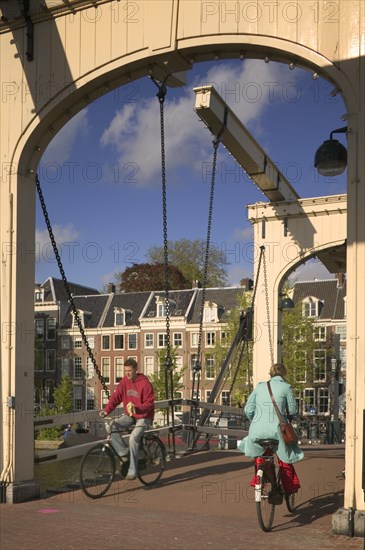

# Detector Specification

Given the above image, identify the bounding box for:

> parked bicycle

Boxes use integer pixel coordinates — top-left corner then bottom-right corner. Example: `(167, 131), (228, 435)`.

(254, 439), (296, 532)
(79, 417), (166, 499)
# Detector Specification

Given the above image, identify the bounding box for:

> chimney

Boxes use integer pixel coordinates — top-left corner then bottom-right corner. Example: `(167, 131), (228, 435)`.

(107, 283), (116, 294)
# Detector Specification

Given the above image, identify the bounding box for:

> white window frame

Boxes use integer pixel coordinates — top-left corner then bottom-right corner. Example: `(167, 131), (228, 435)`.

(61, 336), (70, 349)
(205, 354), (215, 379)
(335, 325), (347, 341)
(303, 388), (316, 415)
(318, 387), (329, 415)
(128, 333), (137, 350)
(102, 334), (110, 350)
(74, 356), (83, 379)
(114, 334), (125, 350)
(86, 387), (95, 410)
(115, 357), (124, 383)
(144, 333), (154, 348)
(73, 386), (82, 411)
(35, 318), (44, 336)
(101, 357), (110, 384)
(294, 350), (307, 383)
(86, 357), (94, 380)
(114, 308), (125, 327)
(46, 318), (56, 341)
(313, 326), (326, 341)
(190, 332), (199, 347)
(313, 349), (327, 382)
(206, 332), (216, 347)
(157, 333), (167, 348)
(144, 356), (154, 377)
(46, 349), (56, 372)
(221, 391), (231, 406)
(74, 336), (82, 349)
(173, 332), (183, 348)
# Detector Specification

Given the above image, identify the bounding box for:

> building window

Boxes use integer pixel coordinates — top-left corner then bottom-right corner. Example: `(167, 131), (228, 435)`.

(46, 318), (56, 341)
(173, 333), (183, 347)
(174, 391), (182, 412)
(206, 390), (212, 402)
(86, 387), (95, 410)
(206, 332), (216, 347)
(318, 388), (329, 414)
(203, 303), (218, 323)
(294, 351), (307, 382)
(221, 391), (231, 406)
(86, 358), (94, 379)
(74, 357), (83, 379)
(190, 354), (198, 378)
(158, 333), (167, 348)
(35, 318), (44, 337)
(302, 297), (322, 318)
(303, 388), (316, 414)
(335, 325), (347, 341)
(128, 333), (137, 350)
(101, 357), (110, 384)
(114, 309), (125, 326)
(190, 333), (199, 347)
(114, 334), (124, 350)
(73, 386), (82, 411)
(102, 335), (110, 350)
(221, 331), (228, 346)
(61, 336), (70, 349)
(175, 356), (183, 373)
(87, 336), (94, 349)
(144, 356), (154, 376)
(46, 349), (56, 371)
(34, 290), (43, 302)
(101, 391), (108, 408)
(74, 336), (82, 349)
(115, 357), (124, 383)
(313, 326), (326, 341)
(145, 333), (154, 348)
(313, 349), (327, 382)
(192, 390), (201, 400)
(61, 357), (70, 376)
(205, 354), (215, 379)
(72, 311), (84, 328)
(34, 347), (44, 371)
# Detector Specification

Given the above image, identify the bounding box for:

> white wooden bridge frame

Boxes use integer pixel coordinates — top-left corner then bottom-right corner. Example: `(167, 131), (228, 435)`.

(0, 0), (364, 536)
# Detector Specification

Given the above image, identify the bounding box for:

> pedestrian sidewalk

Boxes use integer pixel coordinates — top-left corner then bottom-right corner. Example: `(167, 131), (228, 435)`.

(1, 445), (363, 550)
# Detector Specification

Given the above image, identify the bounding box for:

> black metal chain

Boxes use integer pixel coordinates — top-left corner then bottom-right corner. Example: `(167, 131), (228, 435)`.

(35, 174), (110, 399)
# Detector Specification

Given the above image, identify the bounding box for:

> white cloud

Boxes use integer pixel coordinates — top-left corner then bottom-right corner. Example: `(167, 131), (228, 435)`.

(233, 225), (253, 242)
(41, 109), (89, 165)
(36, 224), (79, 262)
(99, 60), (299, 187)
(289, 260), (335, 283)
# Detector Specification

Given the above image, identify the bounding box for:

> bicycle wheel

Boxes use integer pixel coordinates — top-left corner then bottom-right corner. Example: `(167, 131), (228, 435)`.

(137, 434), (166, 486)
(79, 444), (115, 499)
(285, 492), (296, 513)
(256, 469), (275, 532)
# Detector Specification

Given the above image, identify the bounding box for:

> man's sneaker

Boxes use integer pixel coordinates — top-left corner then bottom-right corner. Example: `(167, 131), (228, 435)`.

(126, 474), (137, 480)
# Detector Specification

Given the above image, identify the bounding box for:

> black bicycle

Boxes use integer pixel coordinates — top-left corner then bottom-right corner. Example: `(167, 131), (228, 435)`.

(79, 418), (166, 499)
(254, 439), (296, 532)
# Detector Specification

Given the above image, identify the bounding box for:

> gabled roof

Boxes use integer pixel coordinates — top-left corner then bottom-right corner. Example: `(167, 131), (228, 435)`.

(103, 292), (152, 326)
(40, 277), (99, 303)
(293, 279), (346, 320)
(142, 289), (196, 319)
(61, 295), (110, 329)
(189, 287), (245, 324)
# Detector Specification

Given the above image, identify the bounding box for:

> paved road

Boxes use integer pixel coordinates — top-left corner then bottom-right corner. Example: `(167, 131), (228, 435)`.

(1, 445), (364, 550)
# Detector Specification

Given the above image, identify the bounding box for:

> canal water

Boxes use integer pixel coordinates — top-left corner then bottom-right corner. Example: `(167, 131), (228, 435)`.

(34, 457), (82, 495)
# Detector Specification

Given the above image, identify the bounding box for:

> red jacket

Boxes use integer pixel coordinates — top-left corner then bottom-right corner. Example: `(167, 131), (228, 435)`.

(104, 373), (155, 421)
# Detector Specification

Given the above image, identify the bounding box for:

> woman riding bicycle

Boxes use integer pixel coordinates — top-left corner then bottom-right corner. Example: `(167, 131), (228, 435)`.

(239, 363), (303, 493)
(100, 358), (155, 481)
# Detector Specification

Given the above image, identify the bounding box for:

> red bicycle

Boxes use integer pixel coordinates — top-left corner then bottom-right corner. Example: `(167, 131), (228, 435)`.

(254, 439), (296, 532)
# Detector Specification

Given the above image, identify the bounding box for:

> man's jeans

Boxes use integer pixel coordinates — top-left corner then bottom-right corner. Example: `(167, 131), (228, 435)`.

(106, 415), (151, 477)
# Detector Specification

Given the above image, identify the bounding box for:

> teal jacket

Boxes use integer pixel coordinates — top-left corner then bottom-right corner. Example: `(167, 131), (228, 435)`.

(239, 376), (304, 464)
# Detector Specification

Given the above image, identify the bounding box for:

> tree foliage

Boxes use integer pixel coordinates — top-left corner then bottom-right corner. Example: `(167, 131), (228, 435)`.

(147, 239), (228, 288)
(36, 375), (73, 440)
(281, 303), (319, 395)
(117, 263), (189, 292)
(149, 348), (186, 422)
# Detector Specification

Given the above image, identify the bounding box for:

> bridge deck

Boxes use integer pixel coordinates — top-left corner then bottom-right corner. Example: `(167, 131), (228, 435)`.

(1, 445), (363, 550)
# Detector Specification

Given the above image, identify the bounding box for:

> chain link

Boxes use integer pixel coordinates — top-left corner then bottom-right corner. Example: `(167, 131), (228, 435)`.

(262, 246), (274, 365)
(35, 174), (110, 399)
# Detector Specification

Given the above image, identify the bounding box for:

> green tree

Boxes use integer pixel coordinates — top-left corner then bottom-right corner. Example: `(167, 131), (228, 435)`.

(281, 303), (320, 395)
(149, 348), (186, 422)
(116, 262), (189, 292)
(147, 239), (228, 288)
(36, 375), (73, 440)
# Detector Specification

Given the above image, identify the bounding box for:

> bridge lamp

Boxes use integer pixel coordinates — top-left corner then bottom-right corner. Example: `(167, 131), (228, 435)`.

(314, 126), (347, 177)
(279, 292), (295, 311)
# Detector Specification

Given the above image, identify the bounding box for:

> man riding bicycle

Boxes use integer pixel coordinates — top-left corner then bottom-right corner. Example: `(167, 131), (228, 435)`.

(100, 358), (155, 480)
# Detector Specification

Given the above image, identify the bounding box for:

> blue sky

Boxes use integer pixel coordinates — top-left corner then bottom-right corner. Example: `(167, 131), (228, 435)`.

(36, 59), (347, 291)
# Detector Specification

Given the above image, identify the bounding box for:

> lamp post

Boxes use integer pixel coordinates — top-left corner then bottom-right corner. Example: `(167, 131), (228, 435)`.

(314, 126), (347, 177)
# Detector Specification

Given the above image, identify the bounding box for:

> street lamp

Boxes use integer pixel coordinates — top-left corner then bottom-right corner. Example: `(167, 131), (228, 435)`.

(279, 292), (295, 311)
(314, 126), (347, 177)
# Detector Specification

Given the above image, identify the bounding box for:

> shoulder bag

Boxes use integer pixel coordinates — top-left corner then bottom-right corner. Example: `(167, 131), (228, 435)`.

(267, 381), (298, 445)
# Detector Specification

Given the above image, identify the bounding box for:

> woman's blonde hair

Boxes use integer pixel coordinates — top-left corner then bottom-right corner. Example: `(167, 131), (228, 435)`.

(270, 363), (287, 378)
